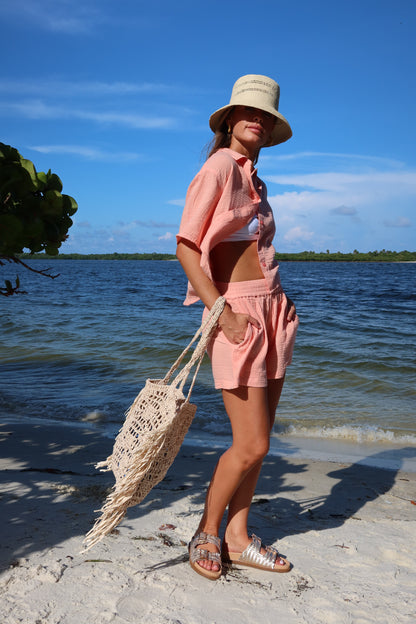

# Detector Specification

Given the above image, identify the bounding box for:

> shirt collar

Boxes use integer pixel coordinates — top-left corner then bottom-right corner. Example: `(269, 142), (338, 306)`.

(220, 147), (250, 165)
(220, 147), (258, 175)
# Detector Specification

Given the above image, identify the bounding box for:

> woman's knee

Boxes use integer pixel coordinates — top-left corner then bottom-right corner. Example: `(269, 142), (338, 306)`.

(232, 438), (270, 470)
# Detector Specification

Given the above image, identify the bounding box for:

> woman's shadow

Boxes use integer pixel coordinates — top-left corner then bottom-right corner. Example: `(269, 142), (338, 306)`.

(253, 446), (416, 543)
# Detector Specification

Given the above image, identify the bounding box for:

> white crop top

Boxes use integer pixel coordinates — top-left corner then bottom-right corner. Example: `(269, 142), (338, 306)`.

(222, 215), (260, 242)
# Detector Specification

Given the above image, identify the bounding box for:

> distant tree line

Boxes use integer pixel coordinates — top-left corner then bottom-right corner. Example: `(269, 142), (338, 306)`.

(275, 249), (416, 262)
(19, 249), (416, 262)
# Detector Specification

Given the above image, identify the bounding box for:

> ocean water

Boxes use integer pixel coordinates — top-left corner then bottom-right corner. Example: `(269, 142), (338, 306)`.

(1, 259), (415, 469)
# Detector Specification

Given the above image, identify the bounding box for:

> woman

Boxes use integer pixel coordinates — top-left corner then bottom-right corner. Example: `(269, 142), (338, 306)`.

(176, 74), (299, 580)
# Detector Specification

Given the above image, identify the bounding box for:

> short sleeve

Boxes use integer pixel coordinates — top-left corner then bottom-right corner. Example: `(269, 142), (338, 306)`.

(176, 163), (226, 250)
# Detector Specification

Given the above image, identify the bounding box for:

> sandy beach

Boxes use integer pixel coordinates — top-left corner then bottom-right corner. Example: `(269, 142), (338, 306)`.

(1, 420), (415, 624)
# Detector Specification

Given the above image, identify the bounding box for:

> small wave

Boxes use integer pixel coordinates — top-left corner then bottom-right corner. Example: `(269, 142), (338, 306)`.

(280, 424), (416, 445)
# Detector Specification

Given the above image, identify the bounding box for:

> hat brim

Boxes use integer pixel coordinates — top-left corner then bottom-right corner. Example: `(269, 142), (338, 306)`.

(209, 104), (292, 147)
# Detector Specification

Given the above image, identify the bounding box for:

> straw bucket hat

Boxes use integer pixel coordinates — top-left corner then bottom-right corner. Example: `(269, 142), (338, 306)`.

(209, 74), (292, 147)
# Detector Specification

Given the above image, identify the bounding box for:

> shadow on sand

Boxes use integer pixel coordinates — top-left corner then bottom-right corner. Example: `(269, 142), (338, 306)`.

(1, 421), (415, 572)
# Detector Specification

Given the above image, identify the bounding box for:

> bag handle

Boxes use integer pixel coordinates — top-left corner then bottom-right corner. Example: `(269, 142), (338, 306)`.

(163, 296), (226, 398)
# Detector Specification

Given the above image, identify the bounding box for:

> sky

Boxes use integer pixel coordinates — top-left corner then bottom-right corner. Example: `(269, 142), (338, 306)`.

(1, 0), (415, 254)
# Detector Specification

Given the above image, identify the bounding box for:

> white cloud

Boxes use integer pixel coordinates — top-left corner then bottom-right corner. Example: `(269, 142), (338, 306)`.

(266, 171), (416, 195)
(0, 0), (104, 35)
(266, 167), (416, 216)
(167, 198), (186, 207)
(29, 144), (140, 162)
(263, 152), (416, 252)
(64, 220), (178, 254)
(86, 110), (173, 129)
(0, 80), (171, 97)
(130, 220), (178, 230)
(0, 100), (174, 129)
(384, 217), (412, 228)
(158, 232), (174, 241)
(262, 151), (405, 170)
(283, 226), (314, 243)
(270, 190), (338, 216)
(331, 205), (358, 216)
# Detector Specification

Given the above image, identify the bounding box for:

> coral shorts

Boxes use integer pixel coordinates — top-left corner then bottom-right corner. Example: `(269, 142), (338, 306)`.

(203, 279), (299, 390)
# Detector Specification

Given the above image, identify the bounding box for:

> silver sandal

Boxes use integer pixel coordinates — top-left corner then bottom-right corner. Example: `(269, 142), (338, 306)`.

(222, 534), (291, 573)
(188, 531), (222, 580)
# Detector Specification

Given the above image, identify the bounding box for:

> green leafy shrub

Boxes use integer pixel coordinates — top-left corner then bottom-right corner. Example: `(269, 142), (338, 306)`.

(0, 143), (77, 256)
(0, 142), (78, 295)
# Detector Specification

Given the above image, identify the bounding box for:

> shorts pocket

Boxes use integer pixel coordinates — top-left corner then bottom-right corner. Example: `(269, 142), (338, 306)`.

(235, 321), (255, 349)
(213, 320), (258, 347)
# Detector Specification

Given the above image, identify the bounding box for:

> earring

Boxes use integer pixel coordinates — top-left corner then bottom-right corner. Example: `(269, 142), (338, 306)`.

(227, 125), (232, 135)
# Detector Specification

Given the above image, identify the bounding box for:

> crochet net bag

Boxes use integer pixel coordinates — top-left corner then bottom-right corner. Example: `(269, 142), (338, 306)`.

(83, 296), (225, 551)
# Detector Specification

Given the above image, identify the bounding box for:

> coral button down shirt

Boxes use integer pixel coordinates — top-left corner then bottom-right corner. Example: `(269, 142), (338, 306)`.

(176, 148), (282, 305)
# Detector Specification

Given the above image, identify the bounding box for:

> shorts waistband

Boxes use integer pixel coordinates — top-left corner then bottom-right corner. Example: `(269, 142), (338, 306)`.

(215, 279), (282, 299)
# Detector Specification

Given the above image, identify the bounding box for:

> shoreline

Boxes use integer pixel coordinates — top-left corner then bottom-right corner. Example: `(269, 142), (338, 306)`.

(3, 413), (416, 473)
(1, 420), (415, 623)
(186, 431), (416, 474)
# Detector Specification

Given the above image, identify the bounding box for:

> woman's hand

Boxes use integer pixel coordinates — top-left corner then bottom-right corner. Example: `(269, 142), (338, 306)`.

(218, 305), (261, 345)
(286, 297), (297, 322)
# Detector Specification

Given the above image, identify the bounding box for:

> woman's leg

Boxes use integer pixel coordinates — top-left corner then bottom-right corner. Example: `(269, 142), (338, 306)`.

(194, 384), (273, 572)
(223, 377), (285, 554)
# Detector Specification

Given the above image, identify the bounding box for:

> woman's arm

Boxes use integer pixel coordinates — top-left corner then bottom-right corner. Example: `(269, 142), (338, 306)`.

(176, 239), (222, 310)
(176, 239), (260, 344)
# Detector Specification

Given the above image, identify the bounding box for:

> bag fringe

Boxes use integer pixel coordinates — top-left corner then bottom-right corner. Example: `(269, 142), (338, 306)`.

(82, 417), (181, 551)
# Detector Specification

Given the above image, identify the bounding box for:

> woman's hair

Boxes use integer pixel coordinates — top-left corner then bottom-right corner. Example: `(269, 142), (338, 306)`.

(206, 128), (232, 160)
(206, 129), (261, 164)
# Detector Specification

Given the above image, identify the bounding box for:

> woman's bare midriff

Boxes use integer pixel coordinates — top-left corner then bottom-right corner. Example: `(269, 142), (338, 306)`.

(210, 240), (264, 283)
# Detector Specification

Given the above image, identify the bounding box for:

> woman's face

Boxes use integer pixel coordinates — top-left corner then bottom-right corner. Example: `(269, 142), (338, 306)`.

(227, 105), (276, 159)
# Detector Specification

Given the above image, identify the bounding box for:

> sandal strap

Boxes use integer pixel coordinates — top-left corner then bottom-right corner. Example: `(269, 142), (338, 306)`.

(189, 548), (222, 565)
(239, 534), (279, 569)
(188, 532), (222, 566)
(189, 531), (221, 550)
(264, 545), (278, 566)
